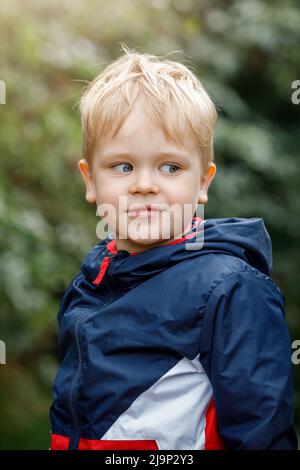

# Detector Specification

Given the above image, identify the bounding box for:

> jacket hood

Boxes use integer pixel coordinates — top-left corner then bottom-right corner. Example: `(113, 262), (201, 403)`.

(80, 216), (273, 290)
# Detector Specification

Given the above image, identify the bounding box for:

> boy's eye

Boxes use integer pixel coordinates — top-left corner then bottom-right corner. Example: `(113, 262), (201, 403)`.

(160, 163), (180, 174)
(112, 163), (133, 173)
(111, 163), (180, 174)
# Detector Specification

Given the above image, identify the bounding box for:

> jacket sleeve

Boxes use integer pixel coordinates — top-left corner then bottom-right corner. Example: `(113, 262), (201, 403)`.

(199, 268), (298, 450)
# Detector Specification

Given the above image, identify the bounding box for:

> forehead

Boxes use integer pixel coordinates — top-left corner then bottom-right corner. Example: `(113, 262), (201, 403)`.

(95, 98), (197, 159)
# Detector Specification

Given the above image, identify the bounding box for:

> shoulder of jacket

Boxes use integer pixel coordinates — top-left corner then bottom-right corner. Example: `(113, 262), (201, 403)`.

(204, 262), (285, 309)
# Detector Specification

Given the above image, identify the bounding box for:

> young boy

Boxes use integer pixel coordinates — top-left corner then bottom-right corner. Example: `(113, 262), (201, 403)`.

(49, 45), (298, 450)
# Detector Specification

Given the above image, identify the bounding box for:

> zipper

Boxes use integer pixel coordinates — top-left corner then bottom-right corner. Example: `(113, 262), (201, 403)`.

(67, 295), (115, 450)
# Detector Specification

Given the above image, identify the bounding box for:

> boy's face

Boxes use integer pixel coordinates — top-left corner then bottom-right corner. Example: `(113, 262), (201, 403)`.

(78, 97), (216, 253)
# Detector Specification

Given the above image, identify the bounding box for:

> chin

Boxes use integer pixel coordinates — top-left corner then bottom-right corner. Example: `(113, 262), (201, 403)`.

(128, 237), (164, 246)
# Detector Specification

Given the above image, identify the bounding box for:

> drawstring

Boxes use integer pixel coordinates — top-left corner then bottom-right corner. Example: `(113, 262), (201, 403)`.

(92, 256), (112, 286)
(92, 239), (117, 286)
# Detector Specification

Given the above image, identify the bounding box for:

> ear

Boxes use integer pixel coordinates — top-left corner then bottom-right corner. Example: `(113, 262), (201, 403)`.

(198, 162), (217, 204)
(77, 159), (96, 204)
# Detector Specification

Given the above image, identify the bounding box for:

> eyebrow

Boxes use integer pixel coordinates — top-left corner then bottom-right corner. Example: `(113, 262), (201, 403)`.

(101, 151), (190, 161)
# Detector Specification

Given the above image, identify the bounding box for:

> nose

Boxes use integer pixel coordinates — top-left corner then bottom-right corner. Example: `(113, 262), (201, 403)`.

(128, 169), (160, 194)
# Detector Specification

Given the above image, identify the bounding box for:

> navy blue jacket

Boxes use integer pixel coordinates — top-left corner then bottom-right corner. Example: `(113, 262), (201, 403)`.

(49, 217), (298, 450)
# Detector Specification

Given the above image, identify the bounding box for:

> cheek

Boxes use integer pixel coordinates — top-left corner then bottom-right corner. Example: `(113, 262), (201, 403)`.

(94, 176), (120, 206)
(166, 181), (199, 205)
(94, 178), (131, 218)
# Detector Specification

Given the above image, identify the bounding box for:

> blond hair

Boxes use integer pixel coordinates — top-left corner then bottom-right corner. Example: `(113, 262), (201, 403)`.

(79, 44), (217, 172)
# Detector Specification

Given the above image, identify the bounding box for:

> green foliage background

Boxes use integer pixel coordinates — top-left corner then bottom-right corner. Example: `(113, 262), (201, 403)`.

(0, 0), (299, 449)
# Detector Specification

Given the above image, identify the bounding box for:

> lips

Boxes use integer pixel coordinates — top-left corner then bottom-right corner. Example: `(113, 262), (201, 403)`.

(128, 204), (162, 211)
(127, 204), (166, 217)
(128, 209), (160, 217)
